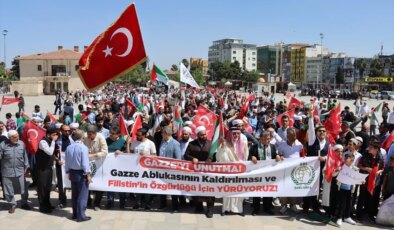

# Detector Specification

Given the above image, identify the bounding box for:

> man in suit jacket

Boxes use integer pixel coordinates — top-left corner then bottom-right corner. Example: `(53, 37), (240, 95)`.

(184, 126), (215, 218)
(249, 131), (282, 215)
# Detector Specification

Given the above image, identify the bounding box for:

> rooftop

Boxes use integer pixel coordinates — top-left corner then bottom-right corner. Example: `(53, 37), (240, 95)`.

(18, 49), (81, 60)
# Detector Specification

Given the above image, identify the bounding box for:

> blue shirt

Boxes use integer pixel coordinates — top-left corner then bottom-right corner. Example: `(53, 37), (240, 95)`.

(65, 141), (90, 174)
(159, 138), (181, 160)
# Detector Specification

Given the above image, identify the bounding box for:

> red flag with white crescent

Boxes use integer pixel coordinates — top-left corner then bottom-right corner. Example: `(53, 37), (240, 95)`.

(324, 103), (342, 144)
(2, 96), (20, 105)
(22, 120), (46, 154)
(288, 97), (303, 110)
(78, 4), (147, 90)
(192, 105), (217, 140)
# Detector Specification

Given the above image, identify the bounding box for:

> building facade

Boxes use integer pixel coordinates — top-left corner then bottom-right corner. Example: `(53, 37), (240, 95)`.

(13, 46), (85, 95)
(208, 38), (257, 71)
(256, 45), (282, 75)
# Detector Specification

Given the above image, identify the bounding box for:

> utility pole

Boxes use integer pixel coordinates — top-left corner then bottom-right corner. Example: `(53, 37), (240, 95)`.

(320, 33), (324, 90)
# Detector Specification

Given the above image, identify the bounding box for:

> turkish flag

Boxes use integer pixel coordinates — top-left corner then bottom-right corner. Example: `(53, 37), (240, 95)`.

(324, 103), (342, 144)
(288, 97), (303, 110)
(237, 94), (255, 119)
(22, 120), (46, 154)
(78, 4), (147, 90)
(118, 114), (129, 136)
(130, 114), (142, 142)
(192, 105), (217, 140)
(277, 109), (295, 127)
(2, 96), (20, 105)
(325, 145), (343, 182)
(381, 130), (394, 151)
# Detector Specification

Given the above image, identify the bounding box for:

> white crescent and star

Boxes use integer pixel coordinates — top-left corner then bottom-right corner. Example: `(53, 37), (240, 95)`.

(27, 129), (38, 142)
(102, 27), (133, 58)
(199, 115), (211, 126)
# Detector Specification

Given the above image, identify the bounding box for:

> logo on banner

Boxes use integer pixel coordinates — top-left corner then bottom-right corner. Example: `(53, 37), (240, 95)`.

(90, 162), (97, 177)
(291, 163), (315, 186)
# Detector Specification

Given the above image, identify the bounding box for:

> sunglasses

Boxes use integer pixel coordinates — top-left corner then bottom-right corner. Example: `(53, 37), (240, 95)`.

(318, 130), (326, 133)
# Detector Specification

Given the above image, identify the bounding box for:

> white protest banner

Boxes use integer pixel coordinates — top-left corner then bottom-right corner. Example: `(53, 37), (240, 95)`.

(62, 153), (320, 197)
(336, 165), (368, 185)
(180, 63), (200, 88)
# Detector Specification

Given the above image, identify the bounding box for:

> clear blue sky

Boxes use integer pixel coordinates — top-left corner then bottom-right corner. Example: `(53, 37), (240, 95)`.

(0, 0), (393, 69)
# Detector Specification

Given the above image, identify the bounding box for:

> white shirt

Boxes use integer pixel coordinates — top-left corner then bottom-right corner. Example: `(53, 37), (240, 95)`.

(39, 139), (56, 156)
(359, 105), (370, 117)
(343, 150), (362, 167)
(130, 139), (156, 155)
(277, 140), (303, 158)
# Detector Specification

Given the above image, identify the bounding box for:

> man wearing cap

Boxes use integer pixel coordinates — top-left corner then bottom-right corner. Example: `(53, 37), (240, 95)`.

(0, 130), (31, 214)
(184, 126), (215, 218)
(179, 127), (193, 158)
(232, 119), (259, 146)
(216, 127), (249, 216)
(35, 127), (58, 213)
(83, 124), (108, 211)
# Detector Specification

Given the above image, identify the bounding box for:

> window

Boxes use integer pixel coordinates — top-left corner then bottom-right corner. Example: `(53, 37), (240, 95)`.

(37, 65), (42, 71)
(252, 63), (256, 67)
(233, 57), (236, 61)
(252, 52), (256, 55)
(233, 51), (236, 54)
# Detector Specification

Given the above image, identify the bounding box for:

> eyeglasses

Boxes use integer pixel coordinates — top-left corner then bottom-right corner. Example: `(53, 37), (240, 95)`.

(318, 130), (326, 133)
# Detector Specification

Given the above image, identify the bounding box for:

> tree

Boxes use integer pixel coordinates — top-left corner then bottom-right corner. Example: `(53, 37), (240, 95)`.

(118, 64), (149, 85)
(11, 56), (20, 80)
(243, 70), (260, 82)
(182, 58), (189, 68)
(369, 59), (383, 77)
(171, 64), (178, 71)
(355, 58), (366, 78)
(335, 66), (344, 84)
(190, 67), (204, 86)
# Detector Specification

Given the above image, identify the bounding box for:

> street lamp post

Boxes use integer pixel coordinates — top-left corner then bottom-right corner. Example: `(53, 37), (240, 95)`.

(2, 30), (7, 72)
(319, 33), (324, 90)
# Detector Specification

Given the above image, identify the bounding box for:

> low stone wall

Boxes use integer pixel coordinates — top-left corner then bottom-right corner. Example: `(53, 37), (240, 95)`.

(11, 80), (44, 96)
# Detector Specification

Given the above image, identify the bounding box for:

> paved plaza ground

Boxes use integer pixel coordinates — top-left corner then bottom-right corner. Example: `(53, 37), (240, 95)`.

(0, 92), (393, 230)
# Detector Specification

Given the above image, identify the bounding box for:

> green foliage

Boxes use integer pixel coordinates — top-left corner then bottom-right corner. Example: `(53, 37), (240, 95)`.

(355, 58), (366, 78)
(11, 56), (20, 80)
(118, 64), (149, 84)
(369, 59), (383, 77)
(209, 60), (257, 82)
(171, 64), (178, 71)
(182, 58), (189, 68)
(243, 70), (260, 82)
(190, 67), (204, 85)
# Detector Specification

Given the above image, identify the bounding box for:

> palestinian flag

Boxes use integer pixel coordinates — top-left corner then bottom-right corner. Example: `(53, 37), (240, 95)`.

(209, 111), (225, 158)
(151, 64), (169, 85)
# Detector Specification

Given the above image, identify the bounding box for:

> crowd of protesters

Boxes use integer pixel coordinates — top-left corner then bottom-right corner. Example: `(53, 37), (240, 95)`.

(0, 83), (393, 226)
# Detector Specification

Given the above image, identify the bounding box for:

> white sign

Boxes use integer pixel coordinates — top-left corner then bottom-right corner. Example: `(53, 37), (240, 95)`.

(336, 165), (368, 185)
(62, 154), (320, 197)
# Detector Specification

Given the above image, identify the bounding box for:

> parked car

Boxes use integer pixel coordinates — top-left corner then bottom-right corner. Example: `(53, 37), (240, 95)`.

(369, 90), (381, 99)
(389, 92), (394, 100)
(381, 91), (393, 100)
